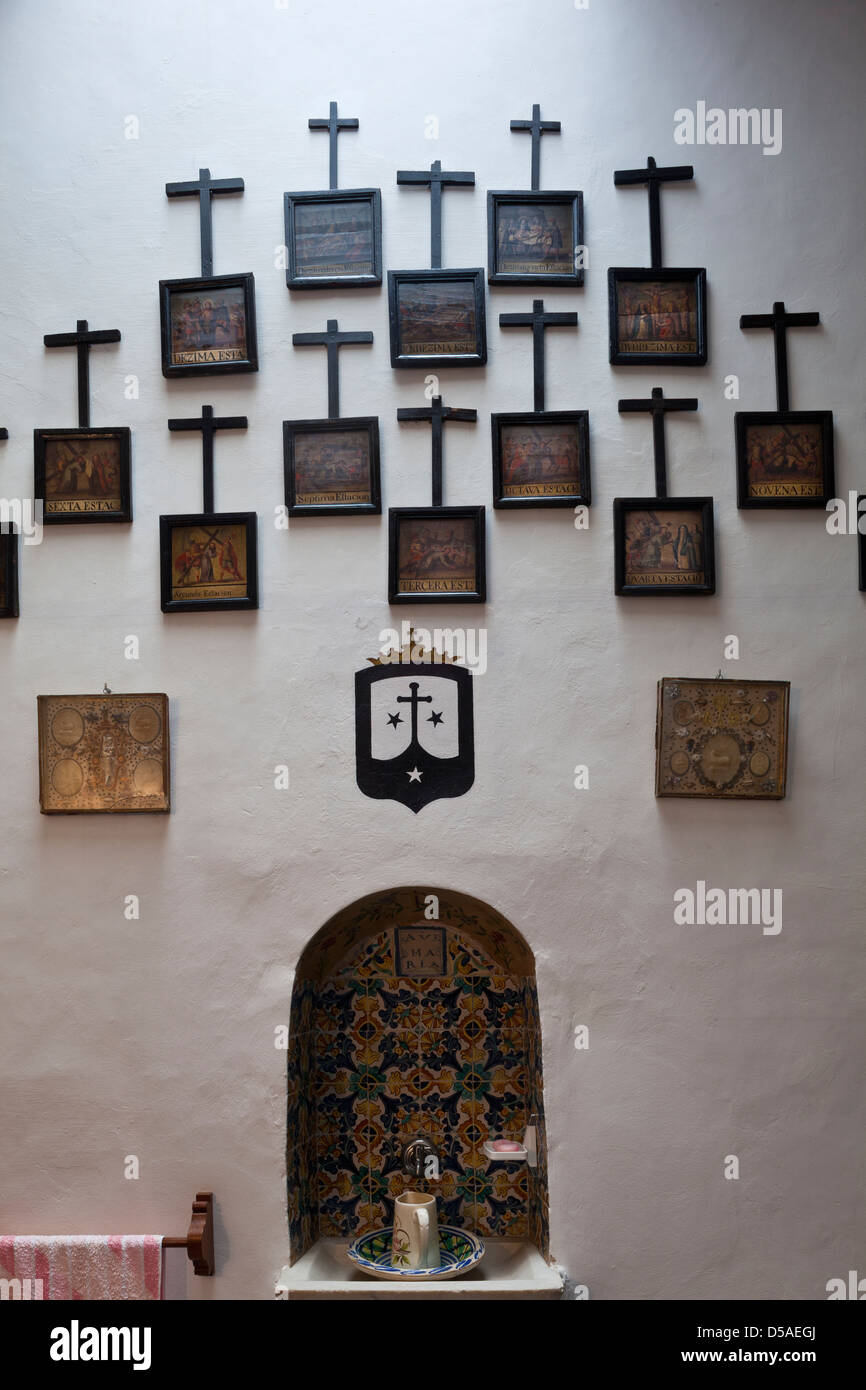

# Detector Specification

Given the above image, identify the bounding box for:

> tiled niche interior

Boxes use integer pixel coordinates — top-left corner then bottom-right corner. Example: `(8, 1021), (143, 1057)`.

(286, 887), (548, 1264)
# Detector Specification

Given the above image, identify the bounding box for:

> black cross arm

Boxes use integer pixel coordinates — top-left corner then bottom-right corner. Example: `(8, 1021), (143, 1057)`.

(291, 330), (373, 347)
(308, 115), (358, 132)
(168, 414), (248, 432)
(498, 310), (577, 329)
(614, 162), (694, 186)
(618, 396), (698, 413)
(165, 175), (244, 198)
(510, 117), (561, 134)
(43, 328), (121, 348)
(396, 407), (478, 422)
(396, 168), (475, 187)
(740, 310), (820, 330)
(0, 428), (8, 440)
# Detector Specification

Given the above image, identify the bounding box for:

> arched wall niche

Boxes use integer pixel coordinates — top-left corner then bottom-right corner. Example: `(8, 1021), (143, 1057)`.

(287, 886), (549, 1265)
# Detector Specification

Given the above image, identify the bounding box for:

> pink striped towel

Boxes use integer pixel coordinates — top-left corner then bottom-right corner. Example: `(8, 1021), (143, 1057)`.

(0, 1236), (163, 1300)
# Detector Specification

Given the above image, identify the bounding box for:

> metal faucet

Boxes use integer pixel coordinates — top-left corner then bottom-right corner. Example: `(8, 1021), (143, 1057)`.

(401, 1134), (439, 1180)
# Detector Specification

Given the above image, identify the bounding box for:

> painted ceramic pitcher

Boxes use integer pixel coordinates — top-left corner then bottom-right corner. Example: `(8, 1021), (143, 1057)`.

(391, 1190), (440, 1269)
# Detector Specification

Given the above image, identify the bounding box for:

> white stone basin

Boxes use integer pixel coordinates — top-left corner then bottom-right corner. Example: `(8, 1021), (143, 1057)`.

(276, 1238), (563, 1300)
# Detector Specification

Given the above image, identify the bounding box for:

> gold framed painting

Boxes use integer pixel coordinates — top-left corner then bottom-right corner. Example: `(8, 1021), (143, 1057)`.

(37, 693), (170, 814)
(735, 411), (835, 508)
(388, 506), (486, 604)
(159, 512), (258, 612)
(655, 677), (790, 800)
(34, 427), (132, 523)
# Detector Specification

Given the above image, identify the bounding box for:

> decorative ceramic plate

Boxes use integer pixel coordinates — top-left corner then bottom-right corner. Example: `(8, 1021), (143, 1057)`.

(347, 1226), (485, 1281)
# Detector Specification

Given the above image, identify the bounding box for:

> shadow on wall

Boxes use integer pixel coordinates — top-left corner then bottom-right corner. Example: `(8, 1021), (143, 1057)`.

(286, 886), (549, 1263)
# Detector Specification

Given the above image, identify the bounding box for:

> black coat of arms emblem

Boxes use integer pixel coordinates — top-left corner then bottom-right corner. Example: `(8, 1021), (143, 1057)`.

(355, 657), (475, 813)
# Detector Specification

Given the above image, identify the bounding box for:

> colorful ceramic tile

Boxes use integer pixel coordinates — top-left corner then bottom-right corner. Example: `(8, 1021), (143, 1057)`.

(447, 930), (500, 975)
(290, 917), (546, 1256)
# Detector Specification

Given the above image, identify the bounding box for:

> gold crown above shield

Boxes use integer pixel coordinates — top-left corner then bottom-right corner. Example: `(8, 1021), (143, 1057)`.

(367, 626), (459, 667)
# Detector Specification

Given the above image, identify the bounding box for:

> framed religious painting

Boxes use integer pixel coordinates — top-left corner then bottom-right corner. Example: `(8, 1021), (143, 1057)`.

(613, 498), (715, 595)
(284, 189), (382, 290)
(655, 677), (790, 800)
(388, 506), (486, 604)
(159, 512), (258, 613)
(860, 495), (866, 592)
(608, 267), (707, 366)
(34, 427), (132, 524)
(387, 270), (487, 369)
(735, 411), (835, 508)
(487, 191), (583, 286)
(0, 525), (19, 618)
(37, 692), (170, 814)
(283, 417), (380, 517)
(491, 411), (590, 509)
(158, 274), (258, 378)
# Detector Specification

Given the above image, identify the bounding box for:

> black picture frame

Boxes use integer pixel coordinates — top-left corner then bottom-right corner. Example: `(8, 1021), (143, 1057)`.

(283, 188), (382, 290)
(159, 512), (258, 613)
(613, 497), (716, 595)
(735, 410), (835, 509)
(158, 273), (258, 379)
(487, 191), (584, 286)
(283, 417), (381, 516)
(388, 506), (486, 604)
(491, 410), (591, 509)
(34, 427), (132, 524)
(387, 269), (487, 369)
(860, 494), (866, 593)
(0, 525), (19, 618)
(608, 267), (707, 366)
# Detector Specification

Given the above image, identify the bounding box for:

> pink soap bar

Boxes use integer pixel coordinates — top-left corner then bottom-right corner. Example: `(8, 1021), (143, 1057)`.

(491, 1140), (523, 1151)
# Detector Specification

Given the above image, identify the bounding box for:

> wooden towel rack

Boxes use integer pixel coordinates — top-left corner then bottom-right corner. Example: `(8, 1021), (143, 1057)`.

(163, 1191), (214, 1276)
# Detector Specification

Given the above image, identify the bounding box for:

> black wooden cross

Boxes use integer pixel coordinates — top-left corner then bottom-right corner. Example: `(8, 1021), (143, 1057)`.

(168, 404), (247, 514)
(43, 319), (121, 429)
(739, 300), (820, 412)
(499, 299), (577, 412)
(510, 103), (560, 191)
(309, 101), (359, 190)
(166, 167), (245, 277)
(397, 394), (477, 507)
(614, 156), (694, 269)
(618, 386), (698, 497)
(396, 159), (475, 268)
(292, 318), (374, 419)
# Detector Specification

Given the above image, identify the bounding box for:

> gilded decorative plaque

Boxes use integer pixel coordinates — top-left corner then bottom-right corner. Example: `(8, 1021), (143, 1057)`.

(37, 694), (170, 813)
(655, 678), (789, 800)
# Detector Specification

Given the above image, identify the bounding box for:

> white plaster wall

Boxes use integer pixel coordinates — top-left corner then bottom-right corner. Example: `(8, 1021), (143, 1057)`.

(0, 0), (863, 1300)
